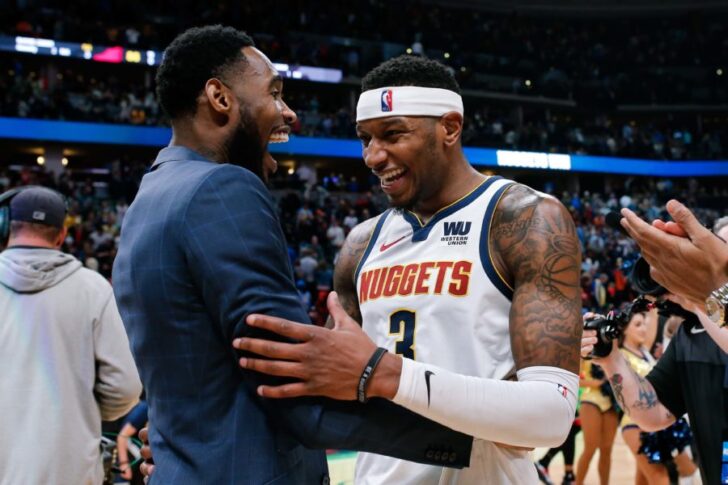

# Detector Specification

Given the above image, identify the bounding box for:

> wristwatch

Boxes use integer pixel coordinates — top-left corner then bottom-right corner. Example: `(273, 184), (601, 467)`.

(705, 282), (728, 327)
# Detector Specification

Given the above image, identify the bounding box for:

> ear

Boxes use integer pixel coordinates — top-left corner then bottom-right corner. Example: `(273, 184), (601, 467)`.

(204, 78), (234, 116)
(440, 112), (463, 147)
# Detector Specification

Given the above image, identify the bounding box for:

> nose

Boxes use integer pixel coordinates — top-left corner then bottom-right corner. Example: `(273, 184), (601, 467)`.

(281, 100), (297, 125)
(363, 139), (387, 170)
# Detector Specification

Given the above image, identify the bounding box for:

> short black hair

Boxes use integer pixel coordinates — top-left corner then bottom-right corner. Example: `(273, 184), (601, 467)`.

(156, 25), (255, 119)
(361, 55), (460, 94)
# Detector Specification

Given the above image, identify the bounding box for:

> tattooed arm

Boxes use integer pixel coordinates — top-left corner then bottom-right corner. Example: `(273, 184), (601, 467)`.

(490, 185), (582, 374)
(586, 346), (676, 431)
(326, 217), (380, 328)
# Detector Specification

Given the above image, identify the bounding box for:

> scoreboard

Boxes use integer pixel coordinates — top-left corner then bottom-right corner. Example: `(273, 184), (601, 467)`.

(6, 35), (158, 65)
(1, 35), (343, 83)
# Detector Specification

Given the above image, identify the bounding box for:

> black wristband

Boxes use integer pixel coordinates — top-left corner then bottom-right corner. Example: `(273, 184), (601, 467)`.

(357, 347), (388, 403)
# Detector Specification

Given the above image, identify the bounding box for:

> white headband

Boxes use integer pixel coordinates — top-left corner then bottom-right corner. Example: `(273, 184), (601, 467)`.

(356, 86), (464, 122)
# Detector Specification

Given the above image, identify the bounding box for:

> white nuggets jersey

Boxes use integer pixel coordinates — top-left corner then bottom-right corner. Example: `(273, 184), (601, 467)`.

(354, 176), (538, 485)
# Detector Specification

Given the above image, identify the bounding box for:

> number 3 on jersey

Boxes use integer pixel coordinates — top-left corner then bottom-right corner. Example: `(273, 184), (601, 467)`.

(389, 310), (416, 360)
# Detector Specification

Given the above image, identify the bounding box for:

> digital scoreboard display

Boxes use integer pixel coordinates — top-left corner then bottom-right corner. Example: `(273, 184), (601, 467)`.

(9, 36), (158, 65)
(1, 35), (342, 83)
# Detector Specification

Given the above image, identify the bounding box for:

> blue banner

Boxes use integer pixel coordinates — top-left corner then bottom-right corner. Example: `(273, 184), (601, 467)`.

(1, 117), (726, 177)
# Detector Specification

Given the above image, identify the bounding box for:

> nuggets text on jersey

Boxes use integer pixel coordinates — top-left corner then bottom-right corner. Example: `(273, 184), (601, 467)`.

(359, 260), (472, 303)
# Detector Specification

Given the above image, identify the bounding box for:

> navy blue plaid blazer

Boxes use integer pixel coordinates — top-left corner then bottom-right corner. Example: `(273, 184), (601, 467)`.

(113, 146), (472, 485)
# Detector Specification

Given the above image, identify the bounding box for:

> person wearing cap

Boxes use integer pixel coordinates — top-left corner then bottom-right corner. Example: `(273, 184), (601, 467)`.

(0, 186), (142, 485)
(232, 55), (582, 484)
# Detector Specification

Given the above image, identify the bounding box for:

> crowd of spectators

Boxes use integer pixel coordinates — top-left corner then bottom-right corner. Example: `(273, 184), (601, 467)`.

(463, 109), (726, 160)
(0, 60), (162, 126)
(2, 59), (725, 160)
(3, 2), (728, 160)
(565, 178), (724, 312)
(1, 162), (724, 324)
(0, 162), (145, 280)
(4, 1), (727, 103)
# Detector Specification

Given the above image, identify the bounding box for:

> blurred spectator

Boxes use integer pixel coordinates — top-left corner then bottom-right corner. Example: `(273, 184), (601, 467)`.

(0, 186), (141, 484)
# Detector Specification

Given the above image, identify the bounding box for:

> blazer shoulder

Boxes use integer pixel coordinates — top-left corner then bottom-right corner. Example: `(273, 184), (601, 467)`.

(191, 163), (266, 198)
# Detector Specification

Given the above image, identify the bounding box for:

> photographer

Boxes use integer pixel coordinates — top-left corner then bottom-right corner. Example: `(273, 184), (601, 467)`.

(581, 202), (728, 483)
(582, 298), (726, 484)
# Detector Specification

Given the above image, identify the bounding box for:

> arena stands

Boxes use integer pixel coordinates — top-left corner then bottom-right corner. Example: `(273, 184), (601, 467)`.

(1, 158), (723, 326)
(2, 1), (727, 161)
(1, 57), (725, 160)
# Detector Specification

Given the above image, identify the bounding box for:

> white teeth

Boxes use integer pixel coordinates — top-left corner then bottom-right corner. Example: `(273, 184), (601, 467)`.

(269, 132), (289, 143)
(381, 168), (405, 183)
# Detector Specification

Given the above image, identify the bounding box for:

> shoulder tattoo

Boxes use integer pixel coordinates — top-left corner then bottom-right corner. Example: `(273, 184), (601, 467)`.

(491, 185), (583, 373)
(329, 217), (379, 326)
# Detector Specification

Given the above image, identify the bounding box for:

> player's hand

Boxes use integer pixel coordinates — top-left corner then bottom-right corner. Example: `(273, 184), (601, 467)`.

(138, 427), (154, 478)
(621, 200), (728, 302)
(234, 291), (379, 400)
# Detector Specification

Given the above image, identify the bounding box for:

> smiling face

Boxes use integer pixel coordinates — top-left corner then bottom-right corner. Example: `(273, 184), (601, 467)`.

(225, 46), (296, 180)
(623, 312), (647, 348)
(356, 115), (449, 211)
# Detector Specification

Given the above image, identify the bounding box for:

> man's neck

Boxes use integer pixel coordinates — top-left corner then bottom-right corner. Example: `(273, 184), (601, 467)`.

(411, 162), (484, 224)
(7, 236), (57, 249)
(170, 121), (228, 163)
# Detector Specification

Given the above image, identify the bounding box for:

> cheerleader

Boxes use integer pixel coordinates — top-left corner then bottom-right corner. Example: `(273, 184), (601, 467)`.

(575, 359), (619, 485)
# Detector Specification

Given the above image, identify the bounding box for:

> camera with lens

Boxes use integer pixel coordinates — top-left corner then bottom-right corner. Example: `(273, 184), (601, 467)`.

(629, 256), (665, 297)
(585, 212), (702, 358)
(583, 296), (654, 358)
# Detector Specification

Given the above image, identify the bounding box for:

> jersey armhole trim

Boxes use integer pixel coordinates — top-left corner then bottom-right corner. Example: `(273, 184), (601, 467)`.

(479, 182), (515, 301)
(354, 210), (391, 282)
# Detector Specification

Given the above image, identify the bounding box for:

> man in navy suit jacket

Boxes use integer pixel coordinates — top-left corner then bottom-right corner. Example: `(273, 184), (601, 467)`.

(112, 26), (472, 484)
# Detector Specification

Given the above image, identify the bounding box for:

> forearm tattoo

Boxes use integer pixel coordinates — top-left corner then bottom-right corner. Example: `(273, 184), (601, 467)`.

(609, 372), (663, 415)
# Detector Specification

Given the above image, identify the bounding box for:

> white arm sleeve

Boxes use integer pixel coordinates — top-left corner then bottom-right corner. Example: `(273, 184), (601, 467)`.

(392, 359), (578, 447)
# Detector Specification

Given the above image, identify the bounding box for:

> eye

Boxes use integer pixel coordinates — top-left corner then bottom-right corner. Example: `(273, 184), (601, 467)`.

(271, 89), (282, 99)
(384, 130), (403, 138)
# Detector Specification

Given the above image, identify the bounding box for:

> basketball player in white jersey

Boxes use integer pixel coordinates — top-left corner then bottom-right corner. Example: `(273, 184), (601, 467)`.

(234, 55), (583, 484)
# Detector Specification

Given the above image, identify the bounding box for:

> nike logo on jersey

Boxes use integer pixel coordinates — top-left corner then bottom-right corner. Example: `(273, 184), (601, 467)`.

(380, 235), (408, 252)
(690, 326), (706, 334)
(424, 370), (435, 407)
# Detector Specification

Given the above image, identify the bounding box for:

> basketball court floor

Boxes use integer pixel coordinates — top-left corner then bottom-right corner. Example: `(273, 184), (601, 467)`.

(326, 431), (701, 484)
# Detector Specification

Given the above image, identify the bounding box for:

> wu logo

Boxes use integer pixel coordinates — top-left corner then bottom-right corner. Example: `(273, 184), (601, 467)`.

(443, 221), (471, 236)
